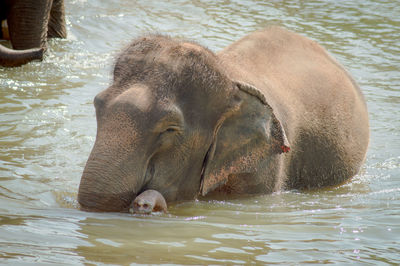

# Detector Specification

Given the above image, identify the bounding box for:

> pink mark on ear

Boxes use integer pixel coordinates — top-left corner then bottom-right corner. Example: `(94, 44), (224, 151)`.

(281, 145), (291, 153)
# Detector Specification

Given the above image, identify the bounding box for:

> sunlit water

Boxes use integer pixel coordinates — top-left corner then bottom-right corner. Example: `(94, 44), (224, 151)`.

(1, 0), (399, 264)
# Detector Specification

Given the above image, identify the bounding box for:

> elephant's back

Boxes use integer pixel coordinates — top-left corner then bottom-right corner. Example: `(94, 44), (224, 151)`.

(218, 26), (369, 189)
(218, 26), (366, 115)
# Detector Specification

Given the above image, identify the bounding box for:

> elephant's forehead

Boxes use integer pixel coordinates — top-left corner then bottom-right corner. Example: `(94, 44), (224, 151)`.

(112, 84), (153, 112)
(156, 96), (175, 108)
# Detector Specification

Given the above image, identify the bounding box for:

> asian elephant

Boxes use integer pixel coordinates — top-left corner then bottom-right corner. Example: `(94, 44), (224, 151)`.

(78, 26), (369, 212)
(0, 0), (66, 67)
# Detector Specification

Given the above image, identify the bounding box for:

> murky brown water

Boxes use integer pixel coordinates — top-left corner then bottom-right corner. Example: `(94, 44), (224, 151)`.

(1, 0), (399, 264)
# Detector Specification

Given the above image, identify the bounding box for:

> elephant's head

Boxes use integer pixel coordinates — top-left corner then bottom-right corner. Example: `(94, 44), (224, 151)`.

(78, 35), (289, 212)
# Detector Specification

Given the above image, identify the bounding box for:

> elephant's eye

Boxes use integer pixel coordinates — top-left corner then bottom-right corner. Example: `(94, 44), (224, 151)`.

(157, 126), (182, 148)
(163, 126), (181, 134)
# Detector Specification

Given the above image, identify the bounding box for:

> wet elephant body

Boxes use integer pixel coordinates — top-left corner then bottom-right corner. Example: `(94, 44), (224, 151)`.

(78, 27), (369, 212)
(0, 0), (66, 67)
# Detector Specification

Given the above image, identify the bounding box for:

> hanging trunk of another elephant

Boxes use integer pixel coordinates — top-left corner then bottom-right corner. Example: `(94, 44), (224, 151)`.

(0, 44), (44, 67)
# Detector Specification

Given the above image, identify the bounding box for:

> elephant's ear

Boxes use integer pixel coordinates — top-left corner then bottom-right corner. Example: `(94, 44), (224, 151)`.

(199, 81), (290, 196)
(235, 81), (290, 154)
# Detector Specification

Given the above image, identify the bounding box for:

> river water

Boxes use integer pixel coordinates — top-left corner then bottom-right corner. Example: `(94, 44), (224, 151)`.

(1, 0), (399, 264)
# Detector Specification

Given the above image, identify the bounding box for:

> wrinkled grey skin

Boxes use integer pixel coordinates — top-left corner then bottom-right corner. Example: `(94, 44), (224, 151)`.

(130, 190), (167, 214)
(78, 26), (369, 212)
(0, 0), (66, 67)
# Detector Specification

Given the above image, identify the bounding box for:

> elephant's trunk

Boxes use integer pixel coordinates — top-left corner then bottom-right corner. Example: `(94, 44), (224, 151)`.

(0, 44), (44, 67)
(78, 136), (148, 212)
(78, 158), (138, 212)
(78, 95), (153, 212)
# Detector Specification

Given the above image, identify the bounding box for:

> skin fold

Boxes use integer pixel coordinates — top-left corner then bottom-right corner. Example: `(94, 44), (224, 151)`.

(78, 26), (369, 212)
(0, 0), (66, 67)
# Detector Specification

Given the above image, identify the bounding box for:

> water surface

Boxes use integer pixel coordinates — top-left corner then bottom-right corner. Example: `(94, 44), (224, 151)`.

(1, 0), (399, 264)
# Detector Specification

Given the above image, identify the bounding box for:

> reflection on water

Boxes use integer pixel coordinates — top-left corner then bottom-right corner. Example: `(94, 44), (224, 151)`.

(1, 0), (399, 264)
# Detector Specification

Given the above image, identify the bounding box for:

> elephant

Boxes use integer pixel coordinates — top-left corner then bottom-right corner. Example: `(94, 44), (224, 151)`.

(0, 0), (66, 67)
(78, 26), (369, 212)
